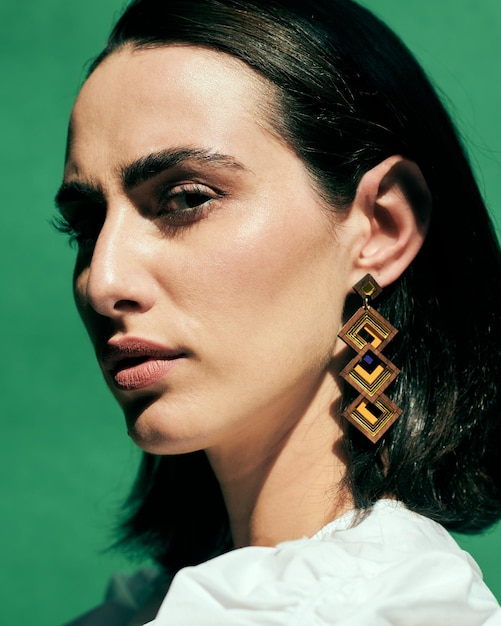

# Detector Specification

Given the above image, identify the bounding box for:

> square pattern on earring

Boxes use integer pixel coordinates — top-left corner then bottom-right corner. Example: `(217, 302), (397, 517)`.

(343, 393), (402, 443)
(340, 345), (400, 397)
(338, 306), (398, 353)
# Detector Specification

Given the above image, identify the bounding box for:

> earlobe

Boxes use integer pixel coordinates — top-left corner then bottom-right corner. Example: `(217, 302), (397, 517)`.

(351, 156), (431, 288)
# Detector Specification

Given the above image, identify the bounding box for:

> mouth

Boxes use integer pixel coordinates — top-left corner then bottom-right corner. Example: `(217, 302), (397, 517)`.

(100, 338), (187, 391)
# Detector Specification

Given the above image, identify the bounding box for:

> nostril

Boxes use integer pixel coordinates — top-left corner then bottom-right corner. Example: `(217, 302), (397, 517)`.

(114, 299), (142, 312)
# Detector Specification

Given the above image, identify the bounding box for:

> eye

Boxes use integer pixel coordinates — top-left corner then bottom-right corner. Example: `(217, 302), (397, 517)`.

(53, 205), (105, 249)
(156, 183), (221, 225)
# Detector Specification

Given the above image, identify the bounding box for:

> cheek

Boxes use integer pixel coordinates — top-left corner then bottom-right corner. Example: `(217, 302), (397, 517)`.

(72, 266), (87, 317)
(72, 264), (100, 343)
(175, 203), (343, 353)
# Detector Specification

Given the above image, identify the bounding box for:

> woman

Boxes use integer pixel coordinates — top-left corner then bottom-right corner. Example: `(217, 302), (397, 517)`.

(56, 0), (501, 623)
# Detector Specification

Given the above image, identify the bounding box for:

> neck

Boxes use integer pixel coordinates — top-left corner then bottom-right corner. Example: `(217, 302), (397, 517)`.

(206, 374), (352, 548)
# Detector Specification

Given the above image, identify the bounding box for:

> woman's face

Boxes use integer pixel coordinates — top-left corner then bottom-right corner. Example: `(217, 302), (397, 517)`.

(59, 46), (356, 455)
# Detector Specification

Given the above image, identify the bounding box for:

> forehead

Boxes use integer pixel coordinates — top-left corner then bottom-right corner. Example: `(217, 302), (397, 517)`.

(66, 45), (276, 178)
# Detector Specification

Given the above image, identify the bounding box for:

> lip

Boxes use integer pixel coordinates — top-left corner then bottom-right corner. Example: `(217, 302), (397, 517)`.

(100, 337), (187, 391)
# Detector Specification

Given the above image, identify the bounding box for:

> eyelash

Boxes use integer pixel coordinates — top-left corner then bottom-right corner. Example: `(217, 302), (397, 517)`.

(54, 183), (222, 248)
(52, 212), (103, 250)
(156, 183), (220, 225)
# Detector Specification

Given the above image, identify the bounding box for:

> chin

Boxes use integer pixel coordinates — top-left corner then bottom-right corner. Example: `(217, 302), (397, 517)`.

(123, 400), (210, 456)
(127, 422), (203, 455)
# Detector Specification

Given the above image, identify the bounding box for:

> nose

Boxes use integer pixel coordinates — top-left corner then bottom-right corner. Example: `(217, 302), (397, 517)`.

(80, 208), (156, 318)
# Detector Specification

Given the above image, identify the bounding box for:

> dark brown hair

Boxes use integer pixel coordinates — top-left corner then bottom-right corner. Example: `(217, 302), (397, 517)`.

(84, 0), (501, 572)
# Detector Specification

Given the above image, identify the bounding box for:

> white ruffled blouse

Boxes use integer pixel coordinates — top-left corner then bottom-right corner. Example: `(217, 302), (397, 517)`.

(146, 500), (501, 625)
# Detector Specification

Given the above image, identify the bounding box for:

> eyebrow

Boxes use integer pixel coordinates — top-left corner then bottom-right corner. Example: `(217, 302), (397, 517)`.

(55, 147), (248, 209)
(120, 147), (248, 189)
(54, 180), (105, 211)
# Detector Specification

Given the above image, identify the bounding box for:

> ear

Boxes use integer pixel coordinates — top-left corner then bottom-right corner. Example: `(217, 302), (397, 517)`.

(349, 155), (431, 288)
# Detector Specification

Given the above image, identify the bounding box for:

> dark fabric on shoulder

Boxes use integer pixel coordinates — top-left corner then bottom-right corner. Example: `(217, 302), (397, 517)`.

(62, 601), (135, 626)
(61, 568), (169, 626)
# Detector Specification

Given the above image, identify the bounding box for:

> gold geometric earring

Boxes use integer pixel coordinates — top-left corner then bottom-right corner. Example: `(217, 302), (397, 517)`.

(338, 274), (401, 443)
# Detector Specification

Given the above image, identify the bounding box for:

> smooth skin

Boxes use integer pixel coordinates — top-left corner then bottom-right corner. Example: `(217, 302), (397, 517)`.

(58, 45), (428, 548)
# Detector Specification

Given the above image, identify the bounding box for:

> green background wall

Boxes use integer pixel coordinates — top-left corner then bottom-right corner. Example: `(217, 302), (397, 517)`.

(1, 2), (500, 624)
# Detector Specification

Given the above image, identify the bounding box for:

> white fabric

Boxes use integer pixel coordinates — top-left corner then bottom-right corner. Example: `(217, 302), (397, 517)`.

(146, 500), (501, 625)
